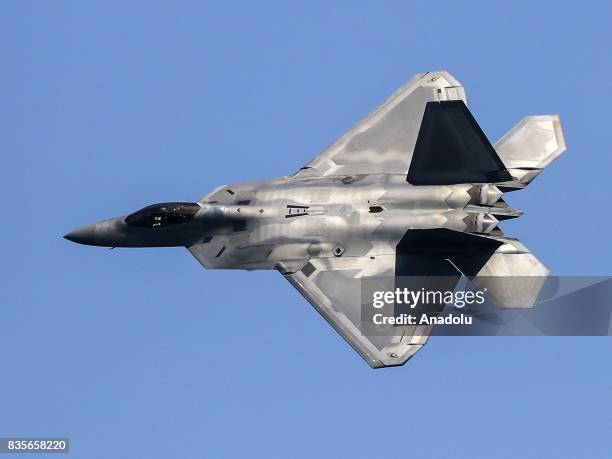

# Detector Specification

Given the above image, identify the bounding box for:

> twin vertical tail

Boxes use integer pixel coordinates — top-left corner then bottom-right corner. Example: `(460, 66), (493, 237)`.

(407, 101), (567, 308)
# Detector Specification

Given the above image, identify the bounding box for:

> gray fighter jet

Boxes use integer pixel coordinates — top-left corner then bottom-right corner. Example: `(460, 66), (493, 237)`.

(65, 71), (566, 368)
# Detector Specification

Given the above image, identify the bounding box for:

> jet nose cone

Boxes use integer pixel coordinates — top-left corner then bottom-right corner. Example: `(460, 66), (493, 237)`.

(64, 224), (97, 245)
(64, 218), (127, 247)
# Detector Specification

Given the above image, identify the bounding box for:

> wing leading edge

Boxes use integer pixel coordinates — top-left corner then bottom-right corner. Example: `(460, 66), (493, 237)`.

(283, 255), (432, 368)
(294, 71), (467, 178)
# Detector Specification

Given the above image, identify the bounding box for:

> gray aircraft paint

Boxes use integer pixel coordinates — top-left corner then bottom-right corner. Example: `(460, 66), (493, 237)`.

(65, 71), (566, 368)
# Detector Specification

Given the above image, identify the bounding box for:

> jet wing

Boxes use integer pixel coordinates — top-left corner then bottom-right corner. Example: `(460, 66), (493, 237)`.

(282, 229), (506, 368)
(283, 254), (433, 368)
(294, 71), (467, 178)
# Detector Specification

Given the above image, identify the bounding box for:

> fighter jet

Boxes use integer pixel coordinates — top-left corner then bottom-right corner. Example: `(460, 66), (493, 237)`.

(65, 71), (566, 368)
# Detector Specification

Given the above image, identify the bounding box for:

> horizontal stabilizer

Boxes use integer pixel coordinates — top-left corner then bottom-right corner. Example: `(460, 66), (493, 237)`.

(471, 239), (549, 308)
(494, 115), (566, 185)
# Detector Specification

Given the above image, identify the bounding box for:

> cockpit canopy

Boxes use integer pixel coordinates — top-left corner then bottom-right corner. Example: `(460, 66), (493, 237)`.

(124, 202), (201, 228)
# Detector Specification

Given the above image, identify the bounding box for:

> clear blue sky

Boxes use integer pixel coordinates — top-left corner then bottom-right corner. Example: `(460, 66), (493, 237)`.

(1, 1), (611, 458)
